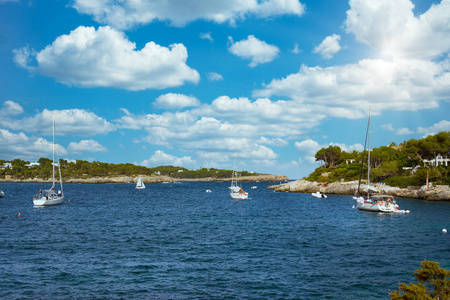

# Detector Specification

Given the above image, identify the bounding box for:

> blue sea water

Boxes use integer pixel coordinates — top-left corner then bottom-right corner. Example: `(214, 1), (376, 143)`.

(0, 181), (449, 299)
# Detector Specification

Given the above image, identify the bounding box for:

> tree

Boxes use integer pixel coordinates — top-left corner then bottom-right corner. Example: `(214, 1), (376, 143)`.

(314, 146), (342, 168)
(390, 260), (450, 299)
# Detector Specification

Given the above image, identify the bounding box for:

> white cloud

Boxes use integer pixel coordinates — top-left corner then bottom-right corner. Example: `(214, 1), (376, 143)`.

(154, 93), (201, 110)
(292, 43), (301, 54)
(0, 108), (114, 136)
(0, 129), (67, 160)
(397, 128), (415, 135)
(12, 47), (36, 72)
(72, 0), (305, 29)
(380, 120), (450, 136)
(0, 100), (24, 117)
(313, 34), (341, 59)
(258, 136), (288, 146)
(200, 32), (213, 42)
(295, 139), (321, 155)
(417, 120), (450, 136)
(345, 0), (450, 60)
(207, 72), (224, 82)
(68, 139), (108, 154)
(254, 58), (450, 118)
(228, 35), (279, 67)
(139, 150), (196, 168)
(14, 26), (200, 91)
(381, 124), (395, 131)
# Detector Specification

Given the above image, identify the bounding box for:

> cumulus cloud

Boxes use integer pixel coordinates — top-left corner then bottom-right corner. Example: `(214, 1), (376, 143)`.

(313, 34), (341, 59)
(117, 95), (323, 151)
(13, 26), (200, 90)
(139, 150), (196, 168)
(0, 129), (67, 160)
(68, 139), (108, 154)
(384, 120), (450, 136)
(345, 0), (450, 60)
(228, 35), (279, 67)
(207, 72), (224, 82)
(417, 120), (450, 136)
(0, 100), (24, 117)
(0, 107), (114, 136)
(154, 93), (201, 110)
(254, 58), (450, 118)
(72, 0), (305, 29)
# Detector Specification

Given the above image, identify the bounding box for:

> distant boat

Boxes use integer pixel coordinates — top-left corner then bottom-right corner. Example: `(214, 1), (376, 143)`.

(206, 189), (212, 193)
(312, 191), (326, 198)
(33, 113), (64, 206)
(0, 190), (4, 198)
(354, 107), (409, 214)
(229, 150), (249, 200)
(251, 186), (257, 189)
(136, 176), (146, 189)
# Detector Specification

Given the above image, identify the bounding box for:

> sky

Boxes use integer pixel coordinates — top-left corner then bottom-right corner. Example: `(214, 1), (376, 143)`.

(0, 0), (449, 179)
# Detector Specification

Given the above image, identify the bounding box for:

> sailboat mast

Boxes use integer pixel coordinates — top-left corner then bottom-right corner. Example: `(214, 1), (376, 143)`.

(367, 107), (371, 199)
(52, 113), (56, 189)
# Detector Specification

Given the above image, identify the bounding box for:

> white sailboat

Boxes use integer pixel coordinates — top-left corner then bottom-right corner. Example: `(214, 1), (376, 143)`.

(33, 113), (64, 206)
(354, 108), (409, 213)
(229, 150), (249, 200)
(136, 175), (146, 189)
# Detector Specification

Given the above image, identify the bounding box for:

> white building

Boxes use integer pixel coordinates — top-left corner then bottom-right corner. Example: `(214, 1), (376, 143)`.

(1, 163), (12, 169)
(424, 154), (450, 167)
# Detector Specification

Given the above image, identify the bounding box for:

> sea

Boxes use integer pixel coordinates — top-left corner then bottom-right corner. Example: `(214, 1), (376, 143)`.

(0, 181), (449, 299)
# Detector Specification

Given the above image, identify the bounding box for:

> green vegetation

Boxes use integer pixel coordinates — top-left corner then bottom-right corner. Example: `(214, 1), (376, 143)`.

(0, 158), (259, 180)
(389, 260), (450, 299)
(306, 131), (450, 188)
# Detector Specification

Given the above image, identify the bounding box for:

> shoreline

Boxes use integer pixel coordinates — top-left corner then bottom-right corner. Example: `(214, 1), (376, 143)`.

(0, 174), (289, 184)
(268, 179), (450, 201)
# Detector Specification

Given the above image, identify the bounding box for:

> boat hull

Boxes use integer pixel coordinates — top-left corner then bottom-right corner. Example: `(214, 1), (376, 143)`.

(230, 192), (249, 200)
(356, 199), (408, 213)
(312, 192), (327, 198)
(33, 196), (64, 206)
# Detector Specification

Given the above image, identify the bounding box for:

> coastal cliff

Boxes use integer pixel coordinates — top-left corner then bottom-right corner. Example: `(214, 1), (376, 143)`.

(269, 179), (450, 201)
(0, 174), (289, 184)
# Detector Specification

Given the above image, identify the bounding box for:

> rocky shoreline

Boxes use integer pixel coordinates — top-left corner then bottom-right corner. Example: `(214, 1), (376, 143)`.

(0, 174), (289, 184)
(268, 179), (450, 201)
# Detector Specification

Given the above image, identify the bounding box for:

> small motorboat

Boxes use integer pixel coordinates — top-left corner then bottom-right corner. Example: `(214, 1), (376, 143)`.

(312, 191), (327, 198)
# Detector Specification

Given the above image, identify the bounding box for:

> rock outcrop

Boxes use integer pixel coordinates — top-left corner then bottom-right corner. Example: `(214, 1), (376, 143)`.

(268, 179), (450, 201)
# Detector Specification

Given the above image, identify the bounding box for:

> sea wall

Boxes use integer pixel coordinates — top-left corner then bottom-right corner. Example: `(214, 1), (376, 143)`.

(268, 179), (450, 201)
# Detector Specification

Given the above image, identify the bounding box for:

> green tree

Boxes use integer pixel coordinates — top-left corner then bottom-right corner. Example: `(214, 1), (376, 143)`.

(390, 260), (450, 299)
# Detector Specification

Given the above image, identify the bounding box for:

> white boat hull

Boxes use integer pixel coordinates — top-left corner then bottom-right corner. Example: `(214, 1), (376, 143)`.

(34, 196), (64, 206)
(356, 199), (409, 213)
(312, 192), (327, 198)
(230, 191), (249, 200)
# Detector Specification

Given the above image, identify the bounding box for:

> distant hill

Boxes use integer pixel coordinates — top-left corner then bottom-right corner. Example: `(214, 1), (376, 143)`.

(0, 158), (287, 182)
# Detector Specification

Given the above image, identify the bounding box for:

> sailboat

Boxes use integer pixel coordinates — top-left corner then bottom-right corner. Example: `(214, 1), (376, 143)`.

(354, 107), (409, 213)
(33, 113), (65, 206)
(136, 175), (146, 189)
(229, 150), (249, 200)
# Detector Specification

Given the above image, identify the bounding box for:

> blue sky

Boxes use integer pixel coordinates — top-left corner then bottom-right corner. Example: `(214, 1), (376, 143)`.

(0, 0), (449, 179)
